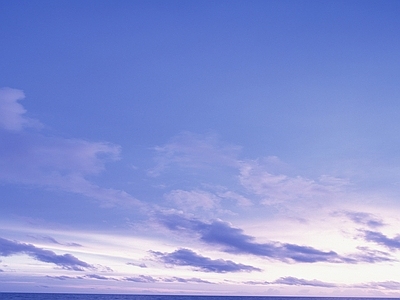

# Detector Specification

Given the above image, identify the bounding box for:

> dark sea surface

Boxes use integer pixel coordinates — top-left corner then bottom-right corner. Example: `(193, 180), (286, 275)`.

(0, 295), (398, 300)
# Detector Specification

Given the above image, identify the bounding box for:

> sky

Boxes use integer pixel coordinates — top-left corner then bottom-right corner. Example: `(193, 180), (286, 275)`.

(1, 0), (400, 296)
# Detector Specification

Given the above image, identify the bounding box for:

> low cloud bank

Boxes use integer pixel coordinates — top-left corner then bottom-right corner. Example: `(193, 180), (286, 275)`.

(159, 212), (394, 264)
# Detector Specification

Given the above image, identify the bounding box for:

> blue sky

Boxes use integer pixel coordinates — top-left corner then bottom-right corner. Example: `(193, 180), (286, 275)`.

(1, 0), (400, 296)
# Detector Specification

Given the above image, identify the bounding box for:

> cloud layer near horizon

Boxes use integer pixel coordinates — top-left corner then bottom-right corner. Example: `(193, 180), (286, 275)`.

(1, 87), (400, 295)
(158, 212), (395, 264)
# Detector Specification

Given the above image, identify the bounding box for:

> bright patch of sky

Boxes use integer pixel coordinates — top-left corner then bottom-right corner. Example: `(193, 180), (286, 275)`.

(1, 0), (400, 296)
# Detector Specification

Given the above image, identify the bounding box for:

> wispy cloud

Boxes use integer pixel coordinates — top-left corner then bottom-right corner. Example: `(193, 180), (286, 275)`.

(48, 274), (213, 284)
(151, 248), (261, 273)
(347, 246), (394, 263)
(165, 189), (220, 211)
(245, 277), (400, 290)
(216, 190), (252, 207)
(124, 275), (157, 283)
(0, 87), (42, 131)
(148, 132), (241, 177)
(0, 237), (94, 271)
(0, 88), (140, 207)
(161, 276), (213, 284)
(337, 211), (385, 228)
(150, 133), (349, 210)
(84, 274), (117, 281)
(127, 275), (213, 284)
(238, 161), (348, 205)
(41, 274), (400, 291)
(126, 262), (147, 268)
(353, 281), (400, 290)
(27, 235), (82, 247)
(274, 276), (337, 288)
(46, 275), (76, 280)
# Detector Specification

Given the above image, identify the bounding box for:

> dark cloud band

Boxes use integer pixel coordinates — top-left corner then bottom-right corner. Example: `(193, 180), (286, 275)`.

(152, 248), (261, 273)
(0, 237), (93, 271)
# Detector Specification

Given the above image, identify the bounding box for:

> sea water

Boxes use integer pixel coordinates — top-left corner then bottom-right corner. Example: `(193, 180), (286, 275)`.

(0, 295), (396, 300)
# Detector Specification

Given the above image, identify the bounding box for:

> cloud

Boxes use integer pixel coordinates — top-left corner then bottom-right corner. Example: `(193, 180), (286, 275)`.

(28, 235), (82, 247)
(0, 87), (140, 207)
(149, 133), (349, 210)
(217, 190), (252, 207)
(244, 277), (337, 288)
(148, 132), (241, 176)
(124, 275), (157, 283)
(0, 237), (94, 271)
(164, 188), (253, 213)
(48, 273), (212, 284)
(363, 230), (400, 250)
(165, 189), (220, 211)
(126, 262), (147, 268)
(339, 211), (385, 228)
(159, 213), (395, 264)
(158, 213), (343, 263)
(46, 275), (76, 280)
(274, 276), (337, 288)
(346, 246), (394, 263)
(0, 87), (42, 131)
(238, 161), (348, 205)
(85, 274), (117, 281)
(151, 248), (261, 273)
(246, 278), (396, 290)
(162, 276), (213, 284)
(354, 281), (400, 290)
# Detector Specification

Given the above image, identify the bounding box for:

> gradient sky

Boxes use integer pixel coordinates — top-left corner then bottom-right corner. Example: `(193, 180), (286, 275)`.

(1, 0), (400, 296)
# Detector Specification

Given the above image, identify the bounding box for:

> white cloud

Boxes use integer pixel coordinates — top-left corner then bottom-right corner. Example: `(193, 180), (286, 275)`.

(238, 160), (348, 206)
(148, 132), (241, 177)
(217, 190), (252, 207)
(165, 190), (219, 211)
(0, 87), (42, 131)
(149, 132), (356, 216)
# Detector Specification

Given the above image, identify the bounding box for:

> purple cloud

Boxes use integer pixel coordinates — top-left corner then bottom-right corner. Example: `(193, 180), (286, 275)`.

(152, 248), (261, 273)
(274, 276), (337, 288)
(85, 274), (116, 280)
(124, 275), (157, 283)
(363, 230), (400, 250)
(245, 277), (337, 288)
(126, 262), (147, 268)
(159, 213), (396, 264)
(346, 246), (394, 263)
(162, 276), (213, 284)
(354, 281), (400, 290)
(46, 275), (76, 280)
(0, 87), (42, 131)
(343, 211), (385, 228)
(28, 235), (82, 247)
(0, 237), (93, 271)
(158, 213), (342, 263)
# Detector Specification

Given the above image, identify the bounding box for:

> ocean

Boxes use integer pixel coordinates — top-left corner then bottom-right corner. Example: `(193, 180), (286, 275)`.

(0, 295), (396, 300)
